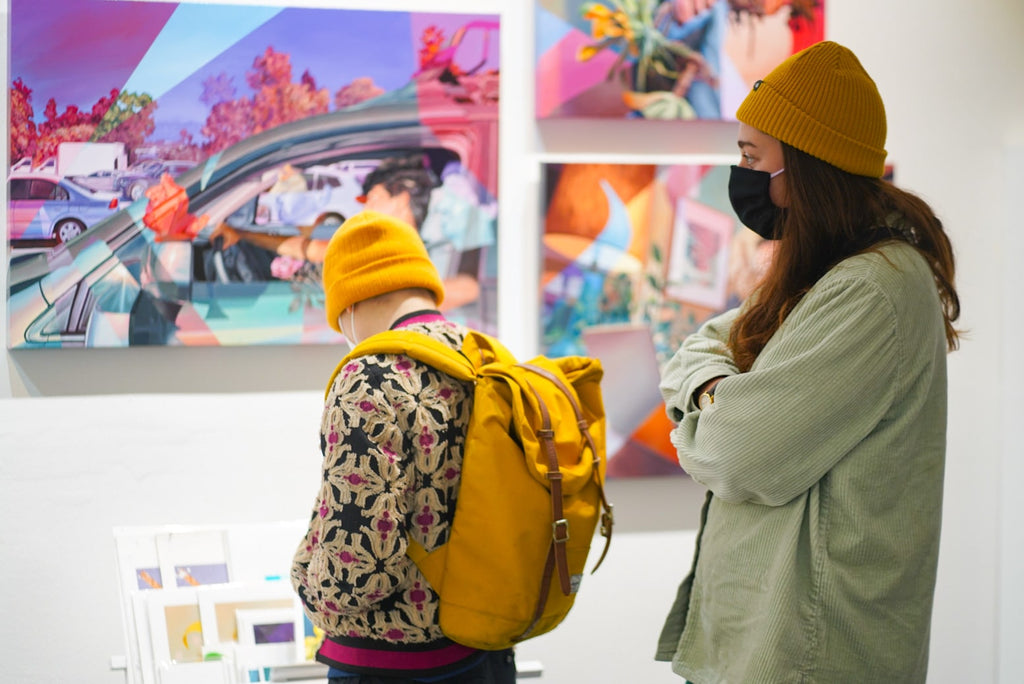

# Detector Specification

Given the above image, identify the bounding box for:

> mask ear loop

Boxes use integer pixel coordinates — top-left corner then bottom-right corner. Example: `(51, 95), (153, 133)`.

(770, 168), (785, 179)
(349, 305), (359, 346)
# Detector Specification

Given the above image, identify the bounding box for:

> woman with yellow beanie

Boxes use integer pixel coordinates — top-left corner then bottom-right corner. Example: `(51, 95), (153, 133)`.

(291, 211), (516, 682)
(656, 41), (960, 682)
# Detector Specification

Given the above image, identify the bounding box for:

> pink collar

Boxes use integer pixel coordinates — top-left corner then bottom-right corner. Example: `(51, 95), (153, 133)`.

(392, 310), (446, 329)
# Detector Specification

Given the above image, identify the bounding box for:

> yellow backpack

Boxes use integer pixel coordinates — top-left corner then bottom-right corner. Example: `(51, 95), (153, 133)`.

(328, 328), (614, 649)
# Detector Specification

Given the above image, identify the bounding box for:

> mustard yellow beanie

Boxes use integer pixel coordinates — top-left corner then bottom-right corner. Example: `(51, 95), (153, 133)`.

(736, 41), (887, 178)
(323, 211), (445, 333)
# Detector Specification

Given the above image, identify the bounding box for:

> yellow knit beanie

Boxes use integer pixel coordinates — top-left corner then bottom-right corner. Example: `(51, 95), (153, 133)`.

(736, 41), (887, 178)
(322, 210), (445, 333)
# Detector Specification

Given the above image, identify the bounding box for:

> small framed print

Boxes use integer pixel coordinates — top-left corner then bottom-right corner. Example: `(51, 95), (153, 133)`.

(154, 529), (231, 589)
(143, 588), (205, 669)
(196, 582), (301, 653)
(235, 607), (306, 681)
(665, 197), (733, 310)
(236, 608), (302, 647)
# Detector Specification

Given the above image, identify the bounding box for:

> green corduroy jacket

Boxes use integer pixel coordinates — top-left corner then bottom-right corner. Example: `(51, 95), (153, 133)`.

(657, 242), (948, 683)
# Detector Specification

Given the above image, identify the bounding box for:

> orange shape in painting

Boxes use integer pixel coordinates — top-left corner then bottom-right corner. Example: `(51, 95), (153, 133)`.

(630, 402), (679, 464)
(142, 174), (208, 242)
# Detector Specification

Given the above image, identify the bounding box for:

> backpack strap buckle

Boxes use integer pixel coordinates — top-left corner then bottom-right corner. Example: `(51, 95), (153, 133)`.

(552, 518), (570, 544)
(600, 504), (614, 538)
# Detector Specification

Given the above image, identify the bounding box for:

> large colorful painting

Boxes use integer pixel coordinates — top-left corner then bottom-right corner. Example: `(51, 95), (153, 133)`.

(7, 0), (499, 348)
(535, 0), (824, 120)
(541, 161), (773, 476)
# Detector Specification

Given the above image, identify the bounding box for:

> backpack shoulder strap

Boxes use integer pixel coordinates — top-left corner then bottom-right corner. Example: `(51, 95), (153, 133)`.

(324, 329), (477, 398)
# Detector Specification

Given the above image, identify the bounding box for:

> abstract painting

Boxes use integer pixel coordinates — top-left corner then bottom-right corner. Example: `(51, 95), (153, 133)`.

(541, 161), (772, 475)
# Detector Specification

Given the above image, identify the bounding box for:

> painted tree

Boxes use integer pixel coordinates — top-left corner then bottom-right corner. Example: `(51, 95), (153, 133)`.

(200, 47), (329, 155)
(334, 77), (385, 109)
(419, 26), (447, 68)
(159, 130), (203, 162)
(94, 90), (158, 161)
(33, 98), (98, 167)
(246, 47), (329, 134)
(200, 72), (237, 107)
(201, 97), (254, 156)
(9, 78), (37, 165)
(199, 72), (251, 156)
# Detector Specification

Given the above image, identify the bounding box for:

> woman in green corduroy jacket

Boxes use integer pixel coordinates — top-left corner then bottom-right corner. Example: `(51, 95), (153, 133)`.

(656, 41), (961, 683)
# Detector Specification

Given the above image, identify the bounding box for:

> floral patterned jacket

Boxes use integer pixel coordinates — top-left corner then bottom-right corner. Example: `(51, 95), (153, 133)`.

(291, 317), (473, 651)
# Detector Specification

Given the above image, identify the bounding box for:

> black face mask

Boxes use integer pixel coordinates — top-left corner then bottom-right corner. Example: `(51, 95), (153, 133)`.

(728, 165), (785, 240)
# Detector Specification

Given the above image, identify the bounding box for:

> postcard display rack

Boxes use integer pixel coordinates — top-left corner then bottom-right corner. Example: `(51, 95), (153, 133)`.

(114, 521), (328, 684)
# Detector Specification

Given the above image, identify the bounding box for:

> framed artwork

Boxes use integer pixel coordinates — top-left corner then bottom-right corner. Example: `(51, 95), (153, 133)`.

(114, 521), (309, 684)
(235, 608), (306, 683)
(115, 527), (232, 684)
(535, 0), (825, 120)
(540, 160), (771, 476)
(7, 0), (499, 349)
(236, 608), (301, 647)
(196, 582), (301, 654)
(142, 588), (205, 668)
(157, 529), (232, 589)
(141, 591), (235, 684)
(665, 196), (733, 309)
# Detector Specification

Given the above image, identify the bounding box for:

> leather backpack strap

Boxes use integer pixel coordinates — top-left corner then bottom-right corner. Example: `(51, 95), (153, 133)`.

(521, 363), (614, 574)
(513, 542), (558, 643)
(511, 375), (564, 644)
(528, 375), (571, 595)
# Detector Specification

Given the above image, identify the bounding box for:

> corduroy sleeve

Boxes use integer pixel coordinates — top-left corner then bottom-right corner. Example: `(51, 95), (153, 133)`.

(660, 307), (741, 423)
(667, 272), (898, 506)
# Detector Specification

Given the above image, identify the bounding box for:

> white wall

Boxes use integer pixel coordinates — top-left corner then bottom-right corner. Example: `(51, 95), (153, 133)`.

(998, 142), (1024, 683)
(2, 1), (1023, 683)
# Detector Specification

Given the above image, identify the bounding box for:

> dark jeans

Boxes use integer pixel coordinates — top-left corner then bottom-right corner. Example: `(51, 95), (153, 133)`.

(327, 648), (517, 684)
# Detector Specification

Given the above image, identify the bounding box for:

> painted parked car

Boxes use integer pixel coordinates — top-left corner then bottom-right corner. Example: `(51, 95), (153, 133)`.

(252, 161), (376, 239)
(114, 159), (196, 200)
(8, 174), (121, 243)
(8, 81), (498, 349)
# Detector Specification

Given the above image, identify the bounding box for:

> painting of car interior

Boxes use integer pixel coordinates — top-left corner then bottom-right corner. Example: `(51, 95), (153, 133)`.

(540, 162), (773, 476)
(535, 0), (824, 120)
(7, 0), (499, 348)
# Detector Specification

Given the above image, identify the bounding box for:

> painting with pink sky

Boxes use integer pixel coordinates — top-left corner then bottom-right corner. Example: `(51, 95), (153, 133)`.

(535, 0), (825, 120)
(9, 0), (498, 162)
(7, 0), (500, 348)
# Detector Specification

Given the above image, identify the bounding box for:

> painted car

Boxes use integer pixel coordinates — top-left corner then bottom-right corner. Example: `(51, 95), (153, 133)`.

(251, 161), (377, 240)
(8, 82), (498, 349)
(71, 168), (122, 193)
(8, 174), (121, 243)
(114, 159), (196, 200)
(9, 157), (58, 175)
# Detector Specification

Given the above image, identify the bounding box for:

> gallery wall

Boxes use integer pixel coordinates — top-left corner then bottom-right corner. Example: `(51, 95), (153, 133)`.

(2, 0), (1023, 682)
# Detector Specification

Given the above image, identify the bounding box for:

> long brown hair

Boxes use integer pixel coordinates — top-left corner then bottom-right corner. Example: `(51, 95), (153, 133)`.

(727, 145), (961, 372)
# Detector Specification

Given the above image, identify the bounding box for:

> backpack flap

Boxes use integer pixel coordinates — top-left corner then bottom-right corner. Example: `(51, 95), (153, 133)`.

(513, 357), (613, 576)
(502, 357), (604, 495)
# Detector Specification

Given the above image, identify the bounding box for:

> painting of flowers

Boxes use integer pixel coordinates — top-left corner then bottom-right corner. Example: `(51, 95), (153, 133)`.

(535, 0), (825, 120)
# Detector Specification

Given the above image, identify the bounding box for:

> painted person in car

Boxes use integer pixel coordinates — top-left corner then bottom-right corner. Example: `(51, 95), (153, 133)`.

(211, 154), (480, 310)
(656, 41), (960, 683)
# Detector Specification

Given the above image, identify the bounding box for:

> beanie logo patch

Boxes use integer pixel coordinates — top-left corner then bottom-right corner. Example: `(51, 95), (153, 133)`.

(753, 79), (763, 91)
